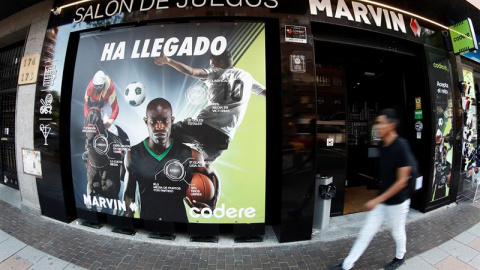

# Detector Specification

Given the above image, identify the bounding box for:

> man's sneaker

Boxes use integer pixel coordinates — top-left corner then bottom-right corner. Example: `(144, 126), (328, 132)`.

(328, 263), (345, 270)
(384, 257), (404, 270)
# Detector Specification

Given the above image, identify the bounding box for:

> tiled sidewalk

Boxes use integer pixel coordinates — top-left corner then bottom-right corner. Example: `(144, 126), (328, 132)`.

(1, 182), (480, 269)
(399, 203), (480, 270)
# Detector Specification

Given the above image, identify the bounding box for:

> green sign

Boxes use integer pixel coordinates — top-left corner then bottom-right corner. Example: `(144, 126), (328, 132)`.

(449, 18), (478, 55)
(415, 110), (423, 120)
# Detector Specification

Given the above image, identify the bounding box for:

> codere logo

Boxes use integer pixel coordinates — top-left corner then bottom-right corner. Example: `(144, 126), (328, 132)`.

(433, 62), (449, 71)
(189, 204), (256, 219)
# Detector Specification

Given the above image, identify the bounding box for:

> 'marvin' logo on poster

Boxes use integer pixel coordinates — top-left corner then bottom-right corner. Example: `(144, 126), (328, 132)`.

(309, 0), (407, 34)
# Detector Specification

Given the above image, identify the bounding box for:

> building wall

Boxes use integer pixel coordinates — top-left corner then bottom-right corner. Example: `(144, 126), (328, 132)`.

(0, 0), (54, 215)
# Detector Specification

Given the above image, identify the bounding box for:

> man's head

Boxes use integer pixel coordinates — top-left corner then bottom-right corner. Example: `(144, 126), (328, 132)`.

(93, 70), (106, 93)
(210, 51), (233, 69)
(375, 109), (399, 139)
(144, 98), (175, 148)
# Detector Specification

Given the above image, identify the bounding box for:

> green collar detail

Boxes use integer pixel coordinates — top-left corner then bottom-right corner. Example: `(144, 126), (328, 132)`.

(143, 139), (174, 161)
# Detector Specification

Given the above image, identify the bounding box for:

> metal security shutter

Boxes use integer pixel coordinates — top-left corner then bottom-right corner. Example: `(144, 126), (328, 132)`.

(0, 41), (24, 189)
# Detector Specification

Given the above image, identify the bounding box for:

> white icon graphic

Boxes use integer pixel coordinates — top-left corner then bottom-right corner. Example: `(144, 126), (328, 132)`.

(43, 65), (57, 87)
(39, 124), (51, 145)
(40, 94), (53, 114)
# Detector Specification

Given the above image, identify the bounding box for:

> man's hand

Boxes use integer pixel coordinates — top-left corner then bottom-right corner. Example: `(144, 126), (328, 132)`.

(363, 198), (380, 211)
(104, 122), (111, 129)
(154, 54), (170, 66)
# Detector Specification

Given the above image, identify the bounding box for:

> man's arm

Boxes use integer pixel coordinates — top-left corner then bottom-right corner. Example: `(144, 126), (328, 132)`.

(123, 151), (137, 217)
(105, 79), (119, 129)
(84, 83), (92, 117)
(154, 54), (208, 79)
(364, 166), (411, 211)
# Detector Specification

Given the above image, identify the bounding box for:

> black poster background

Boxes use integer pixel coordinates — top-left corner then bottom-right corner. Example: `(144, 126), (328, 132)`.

(426, 46), (454, 202)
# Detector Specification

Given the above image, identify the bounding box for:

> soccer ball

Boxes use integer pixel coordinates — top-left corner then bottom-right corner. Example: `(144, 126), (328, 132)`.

(124, 82), (146, 107)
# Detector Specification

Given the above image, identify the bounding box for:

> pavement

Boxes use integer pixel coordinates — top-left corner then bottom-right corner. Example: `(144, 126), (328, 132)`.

(1, 184), (480, 269)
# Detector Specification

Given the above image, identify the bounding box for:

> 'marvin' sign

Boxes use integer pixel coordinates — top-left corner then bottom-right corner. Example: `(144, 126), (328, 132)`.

(309, 0), (408, 34)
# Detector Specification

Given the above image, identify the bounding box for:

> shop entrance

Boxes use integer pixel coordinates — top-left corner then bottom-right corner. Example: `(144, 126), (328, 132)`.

(313, 25), (428, 215)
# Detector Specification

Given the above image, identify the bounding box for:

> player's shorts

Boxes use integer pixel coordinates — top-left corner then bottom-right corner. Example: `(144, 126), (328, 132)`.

(171, 118), (231, 162)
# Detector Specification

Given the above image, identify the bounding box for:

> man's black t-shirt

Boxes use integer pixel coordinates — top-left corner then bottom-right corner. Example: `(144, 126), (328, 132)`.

(129, 139), (194, 222)
(378, 137), (412, 205)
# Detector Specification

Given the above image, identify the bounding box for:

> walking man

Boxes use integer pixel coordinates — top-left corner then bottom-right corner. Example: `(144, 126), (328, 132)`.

(330, 109), (412, 270)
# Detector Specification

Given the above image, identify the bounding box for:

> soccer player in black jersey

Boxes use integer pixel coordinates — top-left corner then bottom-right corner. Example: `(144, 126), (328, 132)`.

(123, 98), (219, 222)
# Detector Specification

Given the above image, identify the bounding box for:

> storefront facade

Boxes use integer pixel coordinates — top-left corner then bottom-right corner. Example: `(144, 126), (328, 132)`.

(2, 0), (479, 242)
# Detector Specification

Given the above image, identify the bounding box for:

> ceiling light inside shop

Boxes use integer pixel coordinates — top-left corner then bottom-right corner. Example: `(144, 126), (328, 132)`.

(364, 72), (376, 77)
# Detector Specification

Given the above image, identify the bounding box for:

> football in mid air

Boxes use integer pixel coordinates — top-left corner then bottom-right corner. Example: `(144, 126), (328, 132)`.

(124, 82), (146, 107)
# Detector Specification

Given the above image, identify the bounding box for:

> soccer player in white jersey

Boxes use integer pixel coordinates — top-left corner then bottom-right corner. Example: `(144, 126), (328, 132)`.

(154, 51), (266, 163)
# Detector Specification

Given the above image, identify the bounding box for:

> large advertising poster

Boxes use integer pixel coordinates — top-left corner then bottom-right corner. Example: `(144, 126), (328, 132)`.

(70, 22), (266, 224)
(426, 47), (454, 202)
(461, 68), (478, 185)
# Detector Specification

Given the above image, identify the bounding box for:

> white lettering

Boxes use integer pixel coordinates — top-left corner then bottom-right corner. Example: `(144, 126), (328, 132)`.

(367, 5), (383, 27)
(194, 37), (210, 55)
(112, 42), (125, 60)
(141, 39), (151, 58)
(177, 37), (193, 56)
(244, 207), (256, 218)
(84, 5), (94, 20)
(211, 0), (224, 7)
(74, 7), (85, 23)
(99, 197), (107, 208)
(105, 1), (120, 17)
(131, 40), (142, 58)
(189, 203), (257, 219)
(335, 0), (354, 21)
(309, 0), (333, 17)
(157, 0), (169, 9)
(164, 37), (179, 56)
(210, 36), (227, 55)
(383, 9), (392, 29)
(151, 38), (165, 57)
(309, 0), (409, 34)
(226, 207), (237, 218)
(390, 11), (406, 33)
(352, 2), (370, 24)
(189, 208), (200, 218)
(94, 4), (104, 19)
(177, 0), (188, 8)
(140, 0), (155, 11)
(193, 0), (207, 7)
(92, 196), (99, 206)
(82, 195), (126, 211)
(101, 43), (115, 61)
(226, 0), (242, 7)
(201, 208), (213, 218)
(121, 0), (134, 13)
(246, 0), (262, 7)
(264, 0), (278, 8)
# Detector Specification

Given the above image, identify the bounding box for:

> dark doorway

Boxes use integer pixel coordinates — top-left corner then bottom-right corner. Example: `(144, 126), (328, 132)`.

(314, 34), (428, 215)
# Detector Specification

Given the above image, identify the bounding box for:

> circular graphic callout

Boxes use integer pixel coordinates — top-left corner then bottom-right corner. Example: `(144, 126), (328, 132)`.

(164, 159), (186, 181)
(185, 85), (208, 105)
(93, 135), (109, 155)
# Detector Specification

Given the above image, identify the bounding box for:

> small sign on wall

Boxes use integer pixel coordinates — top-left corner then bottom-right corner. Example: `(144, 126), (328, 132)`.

(18, 54), (41, 85)
(22, 148), (42, 178)
(285, 25), (307, 43)
(327, 138), (334, 146)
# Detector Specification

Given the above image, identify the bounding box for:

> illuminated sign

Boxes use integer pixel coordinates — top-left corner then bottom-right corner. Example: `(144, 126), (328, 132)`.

(449, 18), (478, 55)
